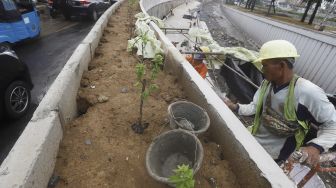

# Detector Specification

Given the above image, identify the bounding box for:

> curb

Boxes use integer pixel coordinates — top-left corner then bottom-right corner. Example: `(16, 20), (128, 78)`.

(0, 1), (124, 187)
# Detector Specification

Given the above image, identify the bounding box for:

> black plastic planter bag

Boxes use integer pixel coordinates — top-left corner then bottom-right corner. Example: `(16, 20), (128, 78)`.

(220, 57), (263, 104)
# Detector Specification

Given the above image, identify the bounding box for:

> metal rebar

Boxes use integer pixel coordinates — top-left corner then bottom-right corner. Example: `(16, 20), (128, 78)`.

(182, 51), (260, 89)
(297, 166), (318, 188)
(160, 27), (190, 31)
(181, 51), (224, 55)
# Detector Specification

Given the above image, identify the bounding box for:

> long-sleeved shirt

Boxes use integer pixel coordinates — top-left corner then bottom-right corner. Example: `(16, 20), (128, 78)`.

(237, 77), (336, 160)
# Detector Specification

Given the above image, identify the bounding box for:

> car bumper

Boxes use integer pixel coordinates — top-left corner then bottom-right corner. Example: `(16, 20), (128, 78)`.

(68, 6), (90, 16)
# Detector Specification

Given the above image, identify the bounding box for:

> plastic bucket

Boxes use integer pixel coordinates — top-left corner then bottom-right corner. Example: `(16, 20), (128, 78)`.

(145, 129), (204, 186)
(168, 101), (210, 135)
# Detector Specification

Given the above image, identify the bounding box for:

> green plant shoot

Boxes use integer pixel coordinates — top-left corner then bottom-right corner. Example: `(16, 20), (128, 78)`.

(169, 164), (195, 188)
(128, 21), (164, 133)
(151, 53), (164, 80)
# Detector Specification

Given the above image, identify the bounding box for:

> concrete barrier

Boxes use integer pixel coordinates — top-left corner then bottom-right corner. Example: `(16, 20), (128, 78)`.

(0, 0), (124, 187)
(140, 1), (295, 187)
(145, 0), (186, 19)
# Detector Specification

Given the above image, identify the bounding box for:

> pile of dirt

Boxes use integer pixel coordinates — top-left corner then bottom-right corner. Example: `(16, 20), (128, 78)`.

(53, 1), (240, 187)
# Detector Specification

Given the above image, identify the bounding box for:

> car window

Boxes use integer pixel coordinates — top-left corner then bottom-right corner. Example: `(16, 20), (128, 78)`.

(1, 0), (17, 11)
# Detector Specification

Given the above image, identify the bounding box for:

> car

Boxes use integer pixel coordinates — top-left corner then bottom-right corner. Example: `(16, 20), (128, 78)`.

(0, 0), (41, 46)
(49, 0), (115, 21)
(0, 45), (33, 119)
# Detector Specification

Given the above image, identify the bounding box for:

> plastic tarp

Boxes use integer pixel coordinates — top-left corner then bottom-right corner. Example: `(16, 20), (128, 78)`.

(127, 13), (164, 58)
(220, 57), (263, 104)
(188, 28), (262, 71)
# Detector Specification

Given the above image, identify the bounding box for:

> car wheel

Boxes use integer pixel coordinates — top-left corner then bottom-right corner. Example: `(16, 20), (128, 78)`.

(4, 81), (31, 119)
(0, 42), (12, 52)
(90, 7), (98, 21)
(50, 9), (57, 18)
(63, 11), (71, 20)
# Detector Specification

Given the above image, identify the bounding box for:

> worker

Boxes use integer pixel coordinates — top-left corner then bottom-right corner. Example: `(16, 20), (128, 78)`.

(185, 52), (208, 79)
(224, 40), (336, 166)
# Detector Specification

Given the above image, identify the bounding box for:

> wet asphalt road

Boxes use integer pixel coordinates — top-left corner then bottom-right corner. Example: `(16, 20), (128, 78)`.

(0, 17), (94, 164)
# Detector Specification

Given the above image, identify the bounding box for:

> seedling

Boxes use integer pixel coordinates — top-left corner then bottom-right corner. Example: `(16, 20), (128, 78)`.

(129, 29), (164, 134)
(169, 164), (195, 188)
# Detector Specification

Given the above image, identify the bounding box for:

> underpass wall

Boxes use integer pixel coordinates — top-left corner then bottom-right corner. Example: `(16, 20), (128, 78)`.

(222, 5), (336, 94)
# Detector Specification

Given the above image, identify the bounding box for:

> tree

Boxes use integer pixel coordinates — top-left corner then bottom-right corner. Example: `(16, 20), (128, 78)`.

(301, 0), (333, 24)
(308, 0), (322, 24)
(301, 0), (313, 23)
(267, 0), (276, 15)
(127, 17), (164, 134)
(245, 0), (257, 11)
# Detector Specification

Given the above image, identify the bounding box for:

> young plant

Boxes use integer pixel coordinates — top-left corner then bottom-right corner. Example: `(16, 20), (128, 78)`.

(169, 164), (195, 188)
(131, 32), (164, 134)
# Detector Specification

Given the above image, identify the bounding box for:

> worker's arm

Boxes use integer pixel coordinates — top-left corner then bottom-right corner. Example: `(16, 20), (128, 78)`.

(297, 81), (336, 151)
(236, 86), (262, 116)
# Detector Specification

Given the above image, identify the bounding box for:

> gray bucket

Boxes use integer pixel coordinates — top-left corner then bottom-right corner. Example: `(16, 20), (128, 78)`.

(168, 101), (210, 135)
(145, 129), (204, 186)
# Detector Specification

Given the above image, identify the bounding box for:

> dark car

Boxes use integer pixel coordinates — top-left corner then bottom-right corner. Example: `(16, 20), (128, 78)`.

(0, 46), (33, 119)
(49, 0), (115, 21)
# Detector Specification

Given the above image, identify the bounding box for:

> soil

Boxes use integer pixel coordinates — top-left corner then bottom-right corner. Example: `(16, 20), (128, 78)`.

(53, 1), (240, 188)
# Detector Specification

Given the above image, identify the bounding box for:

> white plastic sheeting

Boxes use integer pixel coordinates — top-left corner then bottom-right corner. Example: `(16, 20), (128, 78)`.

(127, 13), (164, 58)
(188, 28), (261, 70)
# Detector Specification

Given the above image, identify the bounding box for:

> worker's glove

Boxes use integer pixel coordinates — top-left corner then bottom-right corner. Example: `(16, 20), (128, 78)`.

(290, 146), (321, 167)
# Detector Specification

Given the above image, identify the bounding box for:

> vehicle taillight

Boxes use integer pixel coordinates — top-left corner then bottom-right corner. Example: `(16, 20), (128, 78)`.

(80, 0), (90, 5)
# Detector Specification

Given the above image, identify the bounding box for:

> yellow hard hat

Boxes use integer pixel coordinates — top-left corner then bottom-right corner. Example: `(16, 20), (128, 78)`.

(254, 40), (299, 63)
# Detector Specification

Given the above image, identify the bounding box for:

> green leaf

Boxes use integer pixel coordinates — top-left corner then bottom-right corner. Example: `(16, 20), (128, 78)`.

(150, 54), (164, 80)
(169, 164), (194, 188)
(149, 84), (158, 92)
(141, 90), (149, 100)
(135, 63), (145, 80)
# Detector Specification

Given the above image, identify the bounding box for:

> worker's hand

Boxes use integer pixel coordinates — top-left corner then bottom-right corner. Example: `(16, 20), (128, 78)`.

(297, 146), (321, 167)
(224, 99), (238, 112)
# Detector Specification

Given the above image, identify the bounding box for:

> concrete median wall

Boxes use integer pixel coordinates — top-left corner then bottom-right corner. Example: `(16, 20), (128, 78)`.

(141, 0), (295, 187)
(0, 1), (124, 187)
(143, 0), (186, 19)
